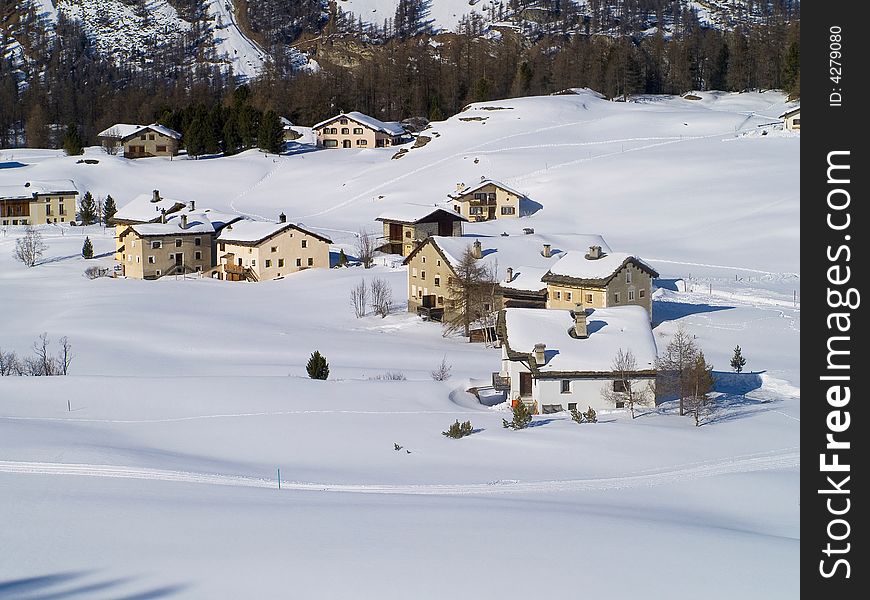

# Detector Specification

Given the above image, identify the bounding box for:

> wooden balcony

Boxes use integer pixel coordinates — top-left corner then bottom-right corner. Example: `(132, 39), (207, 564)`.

(491, 373), (511, 391)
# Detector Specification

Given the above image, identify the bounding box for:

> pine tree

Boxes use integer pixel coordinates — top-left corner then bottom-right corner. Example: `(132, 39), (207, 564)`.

(185, 116), (206, 158)
(103, 195), (117, 225)
(502, 399), (533, 430)
(81, 236), (93, 259)
(63, 123), (84, 156)
(259, 110), (284, 154)
(79, 192), (97, 225)
(337, 248), (348, 267)
(442, 420), (473, 438)
(730, 345), (746, 373)
(306, 351), (329, 380)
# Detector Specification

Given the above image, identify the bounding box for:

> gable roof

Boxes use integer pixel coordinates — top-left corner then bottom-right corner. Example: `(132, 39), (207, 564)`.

(126, 210), (243, 237)
(448, 179), (525, 200)
(779, 106), (800, 119)
(312, 112), (406, 136)
(376, 204), (468, 225)
(98, 123), (182, 141)
(542, 250), (659, 286)
(113, 192), (188, 224)
(217, 219), (333, 245)
(404, 233), (611, 293)
(500, 306), (657, 376)
(0, 180), (79, 200)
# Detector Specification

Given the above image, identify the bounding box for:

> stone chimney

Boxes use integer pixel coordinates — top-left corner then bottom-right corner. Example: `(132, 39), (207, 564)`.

(533, 343), (546, 366)
(472, 239), (482, 259)
(160, 208), (167, 224)
(542, 243), (552, 258)
(151, 189), (160, 203)
(279, 212), (287, 223)
(456, 182), (465, 192)
(573, 305), (588, 339)
(505, 267), (513, 283)
(188, 200), (195, 211)
(180, 214), (188, 229)
(585, 245), (602, 260)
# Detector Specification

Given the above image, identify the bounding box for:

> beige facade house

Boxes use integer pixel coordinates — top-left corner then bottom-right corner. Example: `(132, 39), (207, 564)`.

(0, 180), (79, 226)
(215, 215), (333, 282)
(402, 233), (611, 327)
(312, 112), (407, 149)
(447, 179), (525, 221)
(116, 208), (242, 279)
(375, 205), (466, 256)
(98, 124), (182, 158)
(541, 245), (659, 318)
(111, 190), (189, 262)
(779, 106), (800, 131)
(494, 306), (657, 414)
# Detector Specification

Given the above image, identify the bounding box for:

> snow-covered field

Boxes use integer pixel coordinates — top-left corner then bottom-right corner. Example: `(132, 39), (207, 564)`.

(0, 90), (799, 598)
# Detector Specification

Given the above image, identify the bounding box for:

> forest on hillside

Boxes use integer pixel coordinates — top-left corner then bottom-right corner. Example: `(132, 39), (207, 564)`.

(0, 0), (799, 149)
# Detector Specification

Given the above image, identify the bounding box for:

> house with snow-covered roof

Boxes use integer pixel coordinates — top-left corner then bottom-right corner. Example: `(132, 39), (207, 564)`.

(312, 112), (407, 149)
(779, 106), (800, 131)
(447, 178), (525, 221)
(401, 233), (611, 333)
(542, 245), (658, 318)
(494, 306), (657, 414)
(375, 204), (466, 256)
(98, 123), (182, 158)
(0, 180), (79, 226)
(215, 214), (333, 282)
(111, 190), (190, 263)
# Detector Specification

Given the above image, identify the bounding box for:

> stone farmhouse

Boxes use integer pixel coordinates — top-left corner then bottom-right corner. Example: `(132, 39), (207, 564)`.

(376, 205), (466, 257)
(98, 124), (182, 158)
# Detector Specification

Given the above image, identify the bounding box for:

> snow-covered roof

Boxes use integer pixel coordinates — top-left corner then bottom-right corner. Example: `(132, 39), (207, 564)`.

(312, 112), (406, 136)
(376, 204), (467, 224)
(502, 306), (657, 374)
(128, 210), (240, 237)
(543, 250), (658, 283)
(779, 106), (800, 118)
(0, 179), (79, 200)
(217, 219), (331, 245)
(98, 123), (182, 140)
(411, 234), (611, 293)
(448, 179), (525, 200)
(113, 193), (188, 224)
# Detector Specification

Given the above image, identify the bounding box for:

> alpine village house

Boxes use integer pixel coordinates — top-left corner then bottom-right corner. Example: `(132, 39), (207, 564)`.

(448, 179), (525, 221)
(1, 180), (79, 226)
(98, 124), (182, 158)
(376, 205), (466, 256)
(313, 112), (407, 149)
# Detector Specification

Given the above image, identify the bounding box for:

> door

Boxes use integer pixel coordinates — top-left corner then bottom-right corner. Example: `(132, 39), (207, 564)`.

(519, 372), (532, 397)
(175, 253), (182, 266)
(438, 220), (453, 236)
(343, 140), (351, 148)
(389, 223), (402, 241)
(488, 207), (496, 219)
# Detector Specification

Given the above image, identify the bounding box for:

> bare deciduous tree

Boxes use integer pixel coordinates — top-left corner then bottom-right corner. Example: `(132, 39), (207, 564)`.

(101, 126), (122, 155)
(355, 228), (375, 269)
(601, 348), (652, 418)
(31, 332), (57, 376)
(431, 355), (452, 381)
(58, 336), (73, 375)
(685, 351), (715, 426)
(14, 226), (47, 268)
(350, 278), (368, 318)
(444, 246), (498, 338)
(655, 326), (698, 416)
(370, 277), (393, 317)
(0, 349), (22, 376)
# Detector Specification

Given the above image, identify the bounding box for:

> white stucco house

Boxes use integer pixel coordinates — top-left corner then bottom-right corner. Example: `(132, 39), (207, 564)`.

(494, 305), (657, 414)
(779, 106), (800, 131)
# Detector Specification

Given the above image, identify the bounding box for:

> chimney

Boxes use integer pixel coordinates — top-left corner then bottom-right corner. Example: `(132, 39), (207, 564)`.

(279, 212), (287, 223)
(180, 214), (188, 229)
(542, 243), (552, 258)
(533, 343), (546, 366)
(505, 267), (513, 283)
(456, 182), (465, 192)
(573, 305), (588, 339)
(585, 245), (602, 260)
(472, 239), (482, 259)
(160, 208), (166, 224)
(189, 200), (195, 211)
(151, 189), (160, 203)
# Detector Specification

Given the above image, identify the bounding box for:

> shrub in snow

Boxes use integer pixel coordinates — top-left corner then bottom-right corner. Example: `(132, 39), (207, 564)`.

(443, 420), (473, 439)
(82, 236), (94, 259)
(371, 371), (406, 380)
(584, 406), (597, 423)
(569, 407), (585, 424)
(503, 400), (532, 430)
(430, 355), (452, 381)
(84, 266), (110, 279)
(306, 351), (329, 380)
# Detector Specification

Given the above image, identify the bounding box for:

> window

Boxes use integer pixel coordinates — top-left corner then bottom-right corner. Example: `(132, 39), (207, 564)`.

(561, 380), (571, 394)
(357, 139), (367, 146)
(251, 259), (256, 266)
(195, 251), (202, 260)
(148, 256), (155, 264)
(417, 289), (423, 299)
(566, 292), (572, 301)
(568, 402), (577, 411)
(628, 290), (635, 301)
(175, 239), (182, 247)
(341, 128), (350, 135)
(301, 240), (307, 248)
(437, 296), (444, 305)
(640, 289), (645, 298)
(405, 231), (411, 238)
(296, 258), (302, 266)
(136, 256), (140, 263)
(140, 134), (146, 140)
(454, 205), (460, 213)
(613, 380), (629, 393)
(411, 284), (417, 296)
(473, 192), (487, 201)
(436, 260), (441, 267)
(469, 207), (484, 215)
(46, 204), (52, 216)
(554, 291), (561, 300)
(613, 293), (620, 304)
(420, 270), (426, 280)
(323, 140), (338, 148)
(156, 145), (167, 153)
(616, 400), (626, 409)
(265, 260), (272, 268)
(434, 276), (440, 287)
(278, 258), (285, 268)
(271, 246), (277, 253)
(156, 269), (161, 276)
(195, 238), (202, 246)
(307, 258), (313, 266)
(353, 127), (364, 134)
(127, 255), (132, 262)
(59, 204), (65, 215)
(149, 134), (155, 140)
(219, 242), (225, 251)
(195, 266), (202, 272)
(421, 257), (426, 264)
(483, 303), (491, 312)
(501, 206), (516, 215)
(151, 241), (162, 249)
(626, 269), (632, 284)
(340, 119), (348, 125)
(412, 268), (417, 277)
(793, 119), (800, 126)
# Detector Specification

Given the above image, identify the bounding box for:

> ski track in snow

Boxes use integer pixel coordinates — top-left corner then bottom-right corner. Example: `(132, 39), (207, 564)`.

(0, 448), (799, 496)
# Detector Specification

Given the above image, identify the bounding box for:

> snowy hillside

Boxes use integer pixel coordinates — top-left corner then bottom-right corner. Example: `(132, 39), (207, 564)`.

(0, 90), (799, 598)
